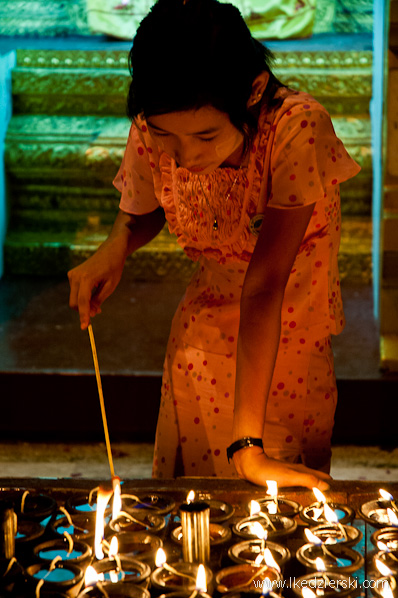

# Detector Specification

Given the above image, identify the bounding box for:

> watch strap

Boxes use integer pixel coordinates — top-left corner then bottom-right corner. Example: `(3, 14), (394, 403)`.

(226, 437), (263, 463)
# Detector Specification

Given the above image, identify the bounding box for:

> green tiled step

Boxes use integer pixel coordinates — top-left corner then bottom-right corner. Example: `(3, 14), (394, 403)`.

(5, 114), (372, 227)
(4, 216), (372, 284)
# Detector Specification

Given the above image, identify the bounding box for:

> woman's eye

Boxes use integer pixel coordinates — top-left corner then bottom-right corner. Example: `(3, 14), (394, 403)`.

(152, 131), (169, 138)
(198, 136), (216, 143)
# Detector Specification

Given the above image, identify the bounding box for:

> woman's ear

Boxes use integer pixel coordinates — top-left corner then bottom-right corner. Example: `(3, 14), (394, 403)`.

(247, 72), (270, 108)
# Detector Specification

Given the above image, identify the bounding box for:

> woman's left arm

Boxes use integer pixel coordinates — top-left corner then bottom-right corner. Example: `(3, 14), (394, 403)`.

(232, 202), (332, 490)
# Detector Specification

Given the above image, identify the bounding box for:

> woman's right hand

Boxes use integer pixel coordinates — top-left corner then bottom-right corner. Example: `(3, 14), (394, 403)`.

(233, 446), (332, 491)
(68, 243), (125, 330)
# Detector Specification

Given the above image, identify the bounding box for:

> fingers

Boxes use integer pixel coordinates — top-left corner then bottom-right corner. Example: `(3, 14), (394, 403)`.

(68, 269), (100, 330)
(233, 450), (333, 490)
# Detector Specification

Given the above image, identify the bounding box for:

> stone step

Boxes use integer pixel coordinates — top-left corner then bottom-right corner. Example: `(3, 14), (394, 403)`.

(4, 41), (373, 277)
(4, 215), (373, 284)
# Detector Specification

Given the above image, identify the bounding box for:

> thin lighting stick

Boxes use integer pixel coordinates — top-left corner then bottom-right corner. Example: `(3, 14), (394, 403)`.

(88, 323), (115, 479)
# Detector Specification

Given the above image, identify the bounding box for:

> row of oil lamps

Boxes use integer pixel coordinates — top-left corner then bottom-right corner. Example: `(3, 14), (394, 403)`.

(0, 482), (397, 598)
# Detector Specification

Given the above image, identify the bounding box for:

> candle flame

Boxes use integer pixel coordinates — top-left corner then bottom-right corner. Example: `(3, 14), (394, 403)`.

(311, 507), (324, 522)
(315, 557), (326, 572)
(109, 536), (119, 558)
(112, 480), (122, 521)
(262, 577), (273, 596)
(381, 581), (395, 598)
(302, 587), (318, 598)
(263, 547), (281, 572)
(375, 558), (394, 577)
(313, 487), (326, 503)
(387, 508), (398, 527)
(196, 564), (207, 592)
(187, 490), (195, 504)
(251, 521), (267, 540)
(378, 541), (390, 552)
(85, 565), (104, 587)
(94, 487), (113, 560)
(380, 489), (394, 501)
(324, 502), (339, 524)
(255, 552), (264, 566)
(155, 547), (167, 568)
(267, 502), (277, 515)
(305, 528), (322, 545)
(250, 500), (261, 517)
(266, 481), (278, 498)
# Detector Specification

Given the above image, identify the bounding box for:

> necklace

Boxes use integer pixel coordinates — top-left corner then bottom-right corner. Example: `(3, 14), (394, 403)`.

(197, 149), (248, 232)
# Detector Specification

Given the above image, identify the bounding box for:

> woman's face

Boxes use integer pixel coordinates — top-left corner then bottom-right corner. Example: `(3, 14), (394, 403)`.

(146, 106), (245, 173)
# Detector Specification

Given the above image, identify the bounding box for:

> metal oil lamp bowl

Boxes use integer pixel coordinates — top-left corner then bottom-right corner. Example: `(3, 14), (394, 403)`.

(310, 523), (363, 547)
(232, 514), (297, 540)
(108, 511), (166, 535)
(245, 496), (301, 518)
(1, 490), (57, 522)
(196, 497), (235, 523)
(65, 492), (112, 517)
(371, 527), (398, 550)
(370, 577), (397, 598)
(15, 518), (46, 556)
(360, 498), (398, 528)
(296, 543), (365, 574)
(79, 581), (151, 598)
(151, 562), (213, 593)
(291, 571), (361, 598)
(214, 563), (282, 594)
(105, 530), (163, 564)
(300, 503), (355, 526)
(372, 549), (398, 577)
(228, 538), (291, 570)
(49, 511), (96, 546)
(24, 561), (84, 595)
(121, 493), (176, 516)
(33, 537), (93, 570)
(91, 556), (151, 585)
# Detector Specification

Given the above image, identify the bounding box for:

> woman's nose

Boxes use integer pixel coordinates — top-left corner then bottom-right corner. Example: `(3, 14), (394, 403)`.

(174, 140), (199, 168)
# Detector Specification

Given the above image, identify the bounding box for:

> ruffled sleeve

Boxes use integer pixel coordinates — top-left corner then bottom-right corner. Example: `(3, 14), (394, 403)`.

(267, 99), (361, 209)
(113, 118), (162, 215)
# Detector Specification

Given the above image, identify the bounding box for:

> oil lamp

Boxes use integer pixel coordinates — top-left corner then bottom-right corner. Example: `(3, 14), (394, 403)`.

(296, 537), (364, 575)
(372, 529), (398, 551)
(214, 547), (282, 594)
(233, 499), (297, 540)
(308, 508), (362, 548)
(153, 563), (213, 598)
(151, 547), (213, 593)
(245, 482), (301, 518)
(360, 489), (398, 528)
(292, 557), (359, 597)
(300, 489), (355, 526)
(228, 537), (291, 570)
(120, 492), (176, 516)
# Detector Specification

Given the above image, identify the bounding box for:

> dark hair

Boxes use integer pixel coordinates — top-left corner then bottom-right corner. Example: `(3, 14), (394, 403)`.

(127, 0), (284, 142)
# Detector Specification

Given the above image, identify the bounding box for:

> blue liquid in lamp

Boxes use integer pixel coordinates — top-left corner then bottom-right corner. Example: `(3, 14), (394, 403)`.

(38, 549), (83, 561)
(76, 503), (96, 512)
(56, 524), (75, 535)
(336, 558), (353, 568)
(33, 569), (76, 582)
(334, 509), (346, 521)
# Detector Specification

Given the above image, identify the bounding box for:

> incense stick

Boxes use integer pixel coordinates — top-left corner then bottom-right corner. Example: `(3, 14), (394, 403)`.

(88, 323), (115, 479)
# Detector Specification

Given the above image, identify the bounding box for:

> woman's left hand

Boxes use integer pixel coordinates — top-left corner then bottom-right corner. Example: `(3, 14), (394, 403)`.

(232, 446), (332, 490)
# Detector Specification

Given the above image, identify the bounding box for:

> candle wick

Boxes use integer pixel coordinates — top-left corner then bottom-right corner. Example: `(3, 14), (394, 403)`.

(163, 562), (197, 582)
(259, 510), (277, 532)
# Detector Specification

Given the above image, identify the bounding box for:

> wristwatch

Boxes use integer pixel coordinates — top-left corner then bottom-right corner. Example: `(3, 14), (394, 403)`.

(226, 437), (263, 463)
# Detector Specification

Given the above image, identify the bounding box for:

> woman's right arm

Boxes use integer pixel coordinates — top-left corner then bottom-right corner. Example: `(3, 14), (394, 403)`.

(68, 207), (166, 329)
